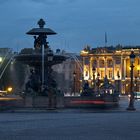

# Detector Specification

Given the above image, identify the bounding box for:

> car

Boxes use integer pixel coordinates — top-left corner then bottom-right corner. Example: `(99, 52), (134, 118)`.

(135, 92), (140, 99)
(0, 90), (7, 96)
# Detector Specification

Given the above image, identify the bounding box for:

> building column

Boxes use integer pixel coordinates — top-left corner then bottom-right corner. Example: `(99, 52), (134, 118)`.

(123, 58), (126, 79)
(105, 57), (107, 76)
(89, 57), (92, 79)
(82, 57), (85, 82)
(88, 57), (90, 79)
(89, 56), (92, 87)
(121, 56), (123, 79)
(97, 57), (99, 75)
(112, 57), (115, 79)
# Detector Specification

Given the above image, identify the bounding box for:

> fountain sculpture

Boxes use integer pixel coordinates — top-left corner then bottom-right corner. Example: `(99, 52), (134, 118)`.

(15, 19), (67, 99)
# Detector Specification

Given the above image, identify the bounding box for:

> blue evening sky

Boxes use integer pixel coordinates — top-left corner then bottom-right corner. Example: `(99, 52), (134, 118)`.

(0, 0), (140, 53)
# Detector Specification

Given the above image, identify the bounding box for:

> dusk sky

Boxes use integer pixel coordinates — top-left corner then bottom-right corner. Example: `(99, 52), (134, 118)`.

(0, 0), (140, 53)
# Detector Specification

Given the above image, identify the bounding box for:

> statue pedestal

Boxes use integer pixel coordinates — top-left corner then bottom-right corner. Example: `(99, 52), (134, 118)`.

(24, 97), (33, 107)
(23, 96), (64, 108)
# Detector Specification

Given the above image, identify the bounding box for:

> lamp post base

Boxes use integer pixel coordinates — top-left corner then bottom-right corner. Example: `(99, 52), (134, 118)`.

(126, 106), (136, 111)
(127, 96), (136, 111)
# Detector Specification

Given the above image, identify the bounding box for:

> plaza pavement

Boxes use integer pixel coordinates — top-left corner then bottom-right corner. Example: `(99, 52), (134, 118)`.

(0, 96), (140, 140)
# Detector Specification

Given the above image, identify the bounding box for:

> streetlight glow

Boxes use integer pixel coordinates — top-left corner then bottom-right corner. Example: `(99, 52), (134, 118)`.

(7, 87), (13, 93)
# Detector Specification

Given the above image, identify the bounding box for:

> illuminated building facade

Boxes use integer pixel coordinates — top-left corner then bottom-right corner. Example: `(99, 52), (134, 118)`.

(80, 45), (140, 94)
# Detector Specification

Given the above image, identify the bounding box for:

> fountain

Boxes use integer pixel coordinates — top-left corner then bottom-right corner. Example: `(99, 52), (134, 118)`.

(15, 19), (67, 107)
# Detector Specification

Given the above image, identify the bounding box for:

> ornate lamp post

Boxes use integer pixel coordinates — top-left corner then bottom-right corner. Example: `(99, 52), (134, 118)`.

(73, 71), (76, 95)
(92, 66), (96, 90)
(127, 51), (136, 111)
(117, 71), (120, 93)
(47, 50), (54, 108)
(97, 73), (100, 94)
(47, 50), (54, 86)
(135, 77), (138, 92)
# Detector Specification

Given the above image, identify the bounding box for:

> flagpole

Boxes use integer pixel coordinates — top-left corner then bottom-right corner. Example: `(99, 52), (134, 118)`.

(105, 32), (107, 47)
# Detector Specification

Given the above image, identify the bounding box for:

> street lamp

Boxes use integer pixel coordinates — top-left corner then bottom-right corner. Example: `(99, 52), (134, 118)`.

(135, 77), (138, 92)
(92, 66), (96, 90)
(47, 50), (54, 107)
(7, 86), (13, 93)
(73, 71), (76, 95)
(117, 71), (120, 93)
(97, 73), (100, 94)
(127, 51), (136, 111)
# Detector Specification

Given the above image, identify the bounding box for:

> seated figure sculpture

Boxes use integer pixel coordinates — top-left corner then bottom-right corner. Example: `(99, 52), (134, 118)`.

(34, 35), (49, 49)
(25, 69), (41, 94)
(81, 81), (93, 96)
(104, 75), (109, 87)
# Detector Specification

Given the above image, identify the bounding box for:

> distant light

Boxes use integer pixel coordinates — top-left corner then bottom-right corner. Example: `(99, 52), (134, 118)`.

(128, 94), (131, 98)
(7, 87), (13, 92)
(80, 50), (89, 55)
(11, 61), (14, 65)
(137, 65), (140, 71)
(0, 57), (2, 63)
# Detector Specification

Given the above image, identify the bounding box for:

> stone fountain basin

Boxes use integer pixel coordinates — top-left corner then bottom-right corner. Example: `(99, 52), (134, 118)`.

(15, 54), (67, 66)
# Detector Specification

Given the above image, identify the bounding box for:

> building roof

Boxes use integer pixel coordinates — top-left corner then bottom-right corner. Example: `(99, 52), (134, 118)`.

(81, 45), (140, 55)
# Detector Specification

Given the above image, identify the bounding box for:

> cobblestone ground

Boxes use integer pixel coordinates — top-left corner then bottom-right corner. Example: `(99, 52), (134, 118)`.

(0, 96), (140, 140)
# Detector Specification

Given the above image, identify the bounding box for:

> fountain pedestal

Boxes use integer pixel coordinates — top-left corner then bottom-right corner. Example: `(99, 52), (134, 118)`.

(15, 19), (66, 108)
